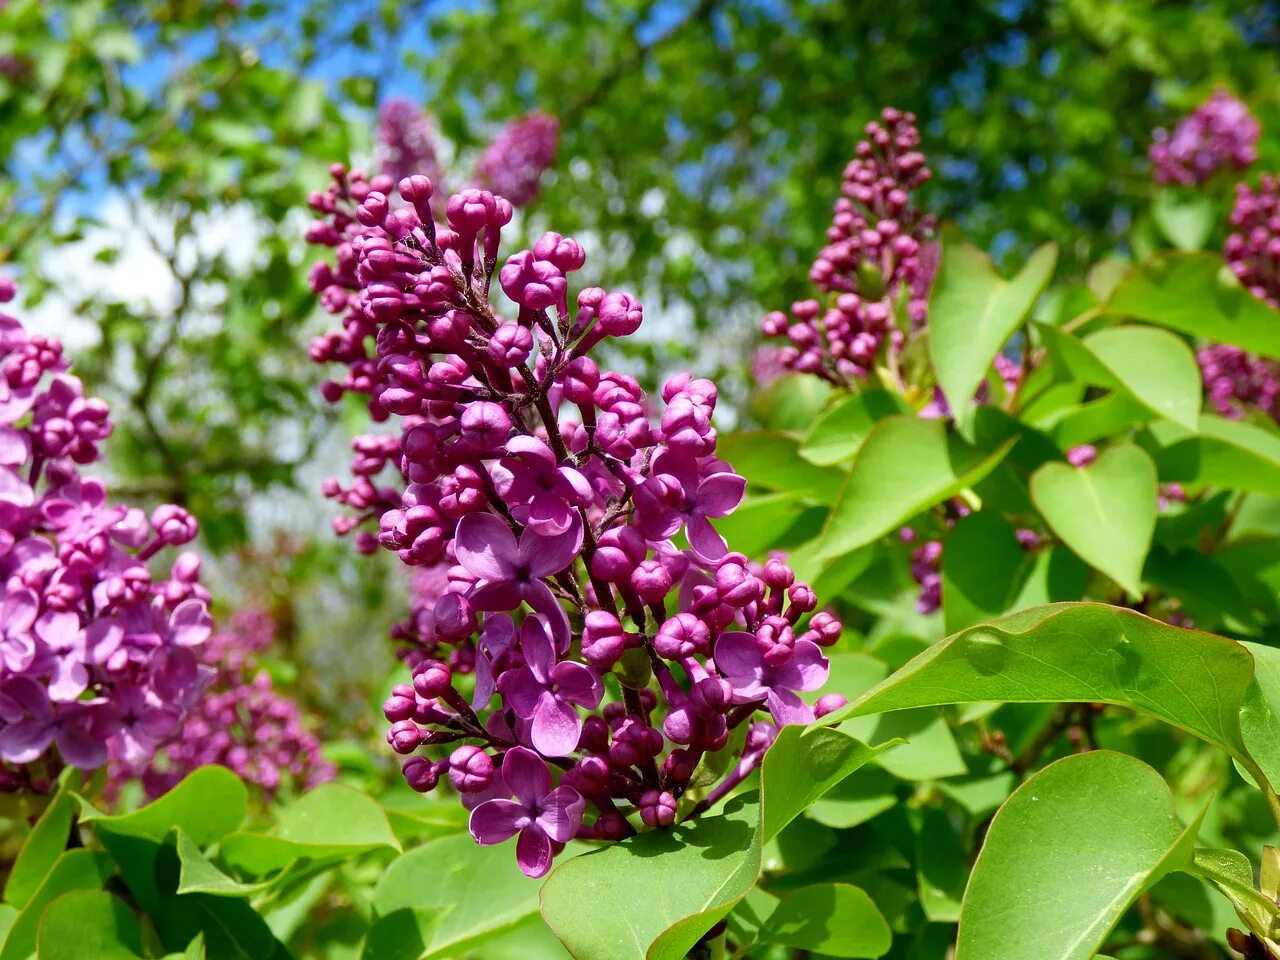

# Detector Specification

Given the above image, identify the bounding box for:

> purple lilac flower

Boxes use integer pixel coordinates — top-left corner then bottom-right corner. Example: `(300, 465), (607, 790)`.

(376, 98), (444, 189)
(1066, 444), (1098, 467)
(109, 608), (334, 801)
(1198, 344), (1280, 421)
(0, 293), (214, 789)
(760, 107), (935, 386)
(303, 168), (844, 877)
(473, 112), (559, 207)
(1150, 91), (1260, 186)
(1225, 175), (1280, 309)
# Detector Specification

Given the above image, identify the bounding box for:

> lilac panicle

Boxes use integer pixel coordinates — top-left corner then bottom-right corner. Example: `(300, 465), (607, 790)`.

(0, 287), (214, 791)
(473, 112), (559, 208)
(760, 107), (935, 386)
(109, 608), (335, 801)
(376, 98), (444, 192)
(303, 165), (843, 877)
(1149, 90), (1260, 186)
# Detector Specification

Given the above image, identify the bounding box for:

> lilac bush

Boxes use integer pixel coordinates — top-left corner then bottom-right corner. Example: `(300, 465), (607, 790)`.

(303, 167), (844, 877)
(376, 97), (444, 190)
(759, 107), (935, 385)
(1149, 89), (1260, 186)
(0, 285), (213, 790)
(110, 607), (334, 800)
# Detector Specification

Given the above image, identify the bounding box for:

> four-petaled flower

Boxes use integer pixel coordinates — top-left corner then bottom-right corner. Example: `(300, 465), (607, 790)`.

(469, 746), (585, 877)
(713, 632), (830, 726)
(633, 451), (745, 561)
(498, 617), (602, 756)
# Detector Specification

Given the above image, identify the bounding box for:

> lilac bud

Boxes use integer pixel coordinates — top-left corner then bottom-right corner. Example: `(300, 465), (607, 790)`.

(597, 292), (643, 337)
(402, 755), (439, 793)
(151, 504), (199, 546)
(412, 659), (453, 698)
(581, 610), (627, 668)
(388, 719), (424, 754)
(383, 684), (418, 723)
(447, 745), (495, 793)
(639, 790), (678, 828)
(487, 323), (534, 367)
(654, 613), (710, 659)
(815, 694), (849, 719)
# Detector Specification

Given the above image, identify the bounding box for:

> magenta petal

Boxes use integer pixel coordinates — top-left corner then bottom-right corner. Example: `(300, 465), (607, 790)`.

(505, 434), (557, 466)
(35, 610), (81, 652)
(519, 515), (583, 578)
(515, 824), (554, 878)
(455, 513), (520, 581)
(502, 745), (552, 807)
(685, 513), (727, 561)
(552, 467), (593, 505)
(47, 657), (88, 703)
(549, 660), (602, 708)
(497, 666), (544, 718)
(530, 694), (582, 757)
(527, 493), (574, 535)
(519, 616), (557, 681)
(1, 588), (37, 634)
(469, 798), (529, 845)
(469, 581), (522, 612)
(0, 719), (54, 763)
(713, 632), (764, 677)
(472, 654), (496, 709)
(767, 688), (816, 727)
(522, 582), (571, 653)
(777, 639), (830, 692)
(696, 472), (747, 518)
(169, 599), (212, 647)
(537, 785), (585, 843)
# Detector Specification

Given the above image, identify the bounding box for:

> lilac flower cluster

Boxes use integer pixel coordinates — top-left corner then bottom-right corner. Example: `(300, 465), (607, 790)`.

(376, 98), (444, 191)
(0, 286), (213, 789)
(473, 112), (559, 207)
(760, 108), (935, 386)
(1197, 345), (1280, 421)
(1225, 175), (1280, 309)
(303, 169), (844, 877)
(1149, 91), (1260, 186)
(112, 608), (334, 801)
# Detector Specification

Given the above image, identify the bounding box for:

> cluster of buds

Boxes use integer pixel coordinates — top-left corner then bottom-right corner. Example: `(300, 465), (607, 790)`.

(1225, 175), (1280, 309)
(1197, 344), (1280, 422)
(303, 170), (844, 877)
(1149, 90), (1260, 186)
(110, 608), (333, 800)
(473, 112), (559, 207)
(760, 107), (935, 386)
(0, 285), (213, 789)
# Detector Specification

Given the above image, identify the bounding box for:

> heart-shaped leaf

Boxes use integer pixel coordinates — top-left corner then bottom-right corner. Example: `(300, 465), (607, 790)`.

(815, 416), (1014, 562)
(799, 390), (912, 466)
(759, 883), (891, 958)
(929, 226), (1057, 427)
(35, 890), (143, 960)
(956, 751), (1201, 960)
(1030, 445), (1157, 597)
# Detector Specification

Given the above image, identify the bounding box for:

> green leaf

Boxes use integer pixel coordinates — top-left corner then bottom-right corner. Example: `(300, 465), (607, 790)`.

(1039, 324), (1202, 431)
(759, 883), (891, 958)
(1030, 445), (1157, 598)
(824, 603), (1260, 777)
(713, 493), (805, 557)
(539, 726), (887, 960)
(78, 766), (246, 846)
(717, 431), (845, 506)
(956, 752), (1201, 960)
(799, 390), (912, 466)
(218, 783), (400, 877)
(5, 771), (76, 908)
(1151, 189), (1215, 251)
(1187, 848), (1279, 937)
(941, 512), (1032, 633)
(35, 890), (142, 960)
(0, 849), (113, 960)
(1105, 251), (1280, 359)
(174, 831), (278, 898)
(916, 808), (968, 923)
(1239, 642), (1280, 796)
(1143, 416), (1280, 497)
(365, 833), (546, 960)
(815, 417), (1014, 561)
(929, 226), (1057, 427)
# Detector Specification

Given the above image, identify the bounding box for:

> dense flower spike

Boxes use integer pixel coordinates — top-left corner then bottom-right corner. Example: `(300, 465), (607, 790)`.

(1149, 90), (1260, 186)
(1225, 175), (1280, 309)
(110, 608), (334, 800)
(0, 293), (214, 789)
(304, 168), (842, 877)
(473, 112), (559, 207)
(376, 97), (444, 189)
(760, 107), (935, 386)
(1197, 344), (1280, 421)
